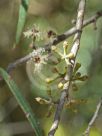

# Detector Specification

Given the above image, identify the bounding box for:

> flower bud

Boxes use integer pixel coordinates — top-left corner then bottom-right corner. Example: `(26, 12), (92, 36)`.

(63, 41), (68, 48)
(51, 46), (57, 51)
(45, 78), (54, 83)
(58, 82), (64, 89)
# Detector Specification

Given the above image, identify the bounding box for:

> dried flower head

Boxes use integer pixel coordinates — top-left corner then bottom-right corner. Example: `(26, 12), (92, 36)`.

(23, 24), (43, 41)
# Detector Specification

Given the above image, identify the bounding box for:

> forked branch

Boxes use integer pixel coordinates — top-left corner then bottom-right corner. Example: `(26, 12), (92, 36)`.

(6, 10), (102, 74)
(48, 0), (86, 136)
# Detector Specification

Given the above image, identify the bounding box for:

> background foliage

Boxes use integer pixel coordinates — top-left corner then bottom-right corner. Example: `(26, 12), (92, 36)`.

(0, 0), (102, 136)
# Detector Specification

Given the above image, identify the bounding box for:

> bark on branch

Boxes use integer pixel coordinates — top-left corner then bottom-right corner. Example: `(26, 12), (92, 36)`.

(48, 0), (86, 136)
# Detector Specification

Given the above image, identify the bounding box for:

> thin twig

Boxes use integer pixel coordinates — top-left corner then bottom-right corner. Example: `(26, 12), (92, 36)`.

(83, 98), (102, 136)
(6, 10), (102, 74)
(48, 0), (86, 136)
(45, 10), (102, 51)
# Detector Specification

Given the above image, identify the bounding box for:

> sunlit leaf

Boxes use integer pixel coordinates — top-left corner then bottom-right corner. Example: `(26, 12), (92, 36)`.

(46, 88), (52, 97)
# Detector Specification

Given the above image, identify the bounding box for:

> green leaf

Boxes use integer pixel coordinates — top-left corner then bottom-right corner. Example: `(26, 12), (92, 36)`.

(15, 0), (29, 47)
(0, 68), (43, 136)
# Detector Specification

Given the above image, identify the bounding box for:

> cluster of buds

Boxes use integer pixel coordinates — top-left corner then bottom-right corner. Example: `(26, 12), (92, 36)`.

(24, 26), (88, 115)
(51, 41), (75, 65)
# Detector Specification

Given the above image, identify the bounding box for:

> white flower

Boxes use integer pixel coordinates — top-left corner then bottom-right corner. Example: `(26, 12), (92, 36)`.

(28, 48), (48, 73)
(33, 54), (48, 73)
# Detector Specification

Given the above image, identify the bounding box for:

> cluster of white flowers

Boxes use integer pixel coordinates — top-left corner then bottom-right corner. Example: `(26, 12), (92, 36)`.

(30, 48), (45, 57)
(28, 48), (48, 73)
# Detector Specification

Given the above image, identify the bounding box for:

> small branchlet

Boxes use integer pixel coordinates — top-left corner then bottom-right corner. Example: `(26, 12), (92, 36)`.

(46, 88), (52, 97)
(46, 104), (55, 118)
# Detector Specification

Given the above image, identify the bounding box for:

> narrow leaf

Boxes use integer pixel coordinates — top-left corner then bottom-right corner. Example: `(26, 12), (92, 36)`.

(15, 0), (29, 46)
(0, 68), (43, 136)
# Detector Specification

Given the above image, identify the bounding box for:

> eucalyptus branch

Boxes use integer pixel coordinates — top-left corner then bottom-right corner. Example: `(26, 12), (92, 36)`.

(48, 0), (86, 136)
(83, 98), (102, 136)
(45, 10), (102, 51)
(5, 10), (102, 74)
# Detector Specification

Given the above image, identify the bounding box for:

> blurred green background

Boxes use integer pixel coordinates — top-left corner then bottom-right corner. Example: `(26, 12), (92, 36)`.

(0, 0), (102, 136)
